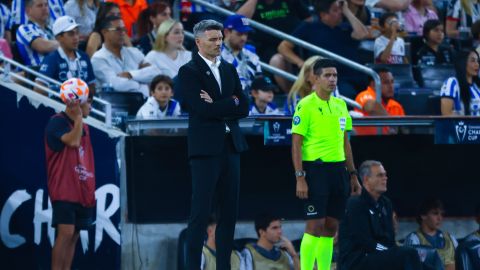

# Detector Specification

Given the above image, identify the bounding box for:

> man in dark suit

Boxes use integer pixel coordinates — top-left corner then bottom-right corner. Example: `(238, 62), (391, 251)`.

(177, 19), (249, 270)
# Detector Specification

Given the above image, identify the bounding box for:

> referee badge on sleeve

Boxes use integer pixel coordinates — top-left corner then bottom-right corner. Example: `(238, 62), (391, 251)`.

(293, 116), (301, 125)
(339, 117), (346, 131)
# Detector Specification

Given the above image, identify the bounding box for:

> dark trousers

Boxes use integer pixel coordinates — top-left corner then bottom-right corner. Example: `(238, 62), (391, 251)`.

(186, 135), (240, 270)
(355, 247), (423, 270)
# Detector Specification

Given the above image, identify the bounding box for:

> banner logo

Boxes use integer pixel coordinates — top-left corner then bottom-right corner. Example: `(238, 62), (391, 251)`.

(455, 121), (467, 142)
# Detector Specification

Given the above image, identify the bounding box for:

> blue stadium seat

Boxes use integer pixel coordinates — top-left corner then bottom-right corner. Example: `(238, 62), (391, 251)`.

(396, 88), (440, 115)
(368, 64), (418, 89)
(415, 65), (454, 90)
(177, 228), (188, 270)
(410, 245), (444, 270)
(455, 240), (480, 270)
(97, 92), (145, 116)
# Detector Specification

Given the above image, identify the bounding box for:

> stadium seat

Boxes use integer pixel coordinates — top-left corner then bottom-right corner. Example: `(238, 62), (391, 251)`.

(455, 240), (480, 270)
(396, 88), (440, 115)
(415, 65), (454, 90)
(233, 238), (257, 251)
(410, 245), (445, 270)
(97, 92), (145, 116)
(368, 64), (418, 89)
(177, 228), (188, 270)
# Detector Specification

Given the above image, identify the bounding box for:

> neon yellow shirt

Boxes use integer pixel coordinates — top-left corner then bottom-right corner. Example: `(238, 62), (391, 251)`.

(291, 92), (352, 162)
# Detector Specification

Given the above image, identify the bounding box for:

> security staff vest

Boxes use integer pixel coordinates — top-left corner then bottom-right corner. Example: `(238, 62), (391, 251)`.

(416, 230), (455, 266)
(202, 246), (241, 270)
(245, 243), (290, 270)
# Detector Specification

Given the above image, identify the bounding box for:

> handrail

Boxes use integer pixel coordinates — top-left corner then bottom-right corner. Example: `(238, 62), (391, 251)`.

(188, 0), (382, 103)
(184, 31), (361, 109)
(0, 55), (112, 127)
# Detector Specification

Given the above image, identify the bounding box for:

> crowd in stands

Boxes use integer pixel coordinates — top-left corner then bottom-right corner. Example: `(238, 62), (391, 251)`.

(2, 0), (480, 129)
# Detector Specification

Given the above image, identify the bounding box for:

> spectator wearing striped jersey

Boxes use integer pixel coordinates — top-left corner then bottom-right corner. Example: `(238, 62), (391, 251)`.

(241, 212), (299, 270)
(0, 1), (11, 42)
(136, 74), (181, 119)
(16, 0), (59, 67)
(445, 0), (480, 38)
(221, 14), (261, 93)
(9, 0), (64, 33)
(249, 75), (282, 116)
(464, 204), (480, 243)
(35, 16), (96, 96)
(441, 49), (480, 116)
(91, 15), (159, 98)
(404, 199), (458, 270)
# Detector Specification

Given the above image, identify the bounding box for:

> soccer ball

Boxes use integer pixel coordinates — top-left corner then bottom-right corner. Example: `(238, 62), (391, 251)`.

(60, 78), (89, 104)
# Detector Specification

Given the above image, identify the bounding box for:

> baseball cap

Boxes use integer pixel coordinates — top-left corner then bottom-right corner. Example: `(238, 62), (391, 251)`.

(53, 16), (79, 36)
(251, 76), (278, 92)
(223, 14), (253, 33)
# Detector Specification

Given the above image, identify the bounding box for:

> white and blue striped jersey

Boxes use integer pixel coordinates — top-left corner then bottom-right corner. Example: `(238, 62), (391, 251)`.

(8, 0), (65, 29)
(0, 4), (10, 38)
(441, 77), (480, 116)
(16, 21), (54, 66)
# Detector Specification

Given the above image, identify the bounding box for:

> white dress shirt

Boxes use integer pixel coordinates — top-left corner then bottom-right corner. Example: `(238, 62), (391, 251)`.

(91, 45), (160, 97)
(198, 52), (222, 93)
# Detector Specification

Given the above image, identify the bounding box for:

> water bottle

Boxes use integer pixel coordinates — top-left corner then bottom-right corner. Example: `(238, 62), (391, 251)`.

(102, 82), (113, 92)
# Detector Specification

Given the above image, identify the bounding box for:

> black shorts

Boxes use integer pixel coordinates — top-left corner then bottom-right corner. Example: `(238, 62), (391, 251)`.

(52, 201), (95, 230)
(303, 160), (350, 220)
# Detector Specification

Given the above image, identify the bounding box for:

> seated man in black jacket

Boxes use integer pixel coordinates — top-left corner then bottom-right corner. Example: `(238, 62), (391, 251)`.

(338, 160), (422, 270)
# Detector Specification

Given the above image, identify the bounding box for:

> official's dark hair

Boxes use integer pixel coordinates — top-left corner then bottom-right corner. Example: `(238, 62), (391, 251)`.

(454, 49), (480, 115)
(136, 1), (170, 38)
(416, 198), (444, 224)
(315, 0), (336, 14)
(100, 15), (123, 31)
(254, 212), (281, 237)
(94, 2), (120, 33)
(422, 19), (442, 41)
(207, 214), (216, 227)
(149, 75), (174, 93)
(313, 58), (337, 75)
(379, 12), (397, 28)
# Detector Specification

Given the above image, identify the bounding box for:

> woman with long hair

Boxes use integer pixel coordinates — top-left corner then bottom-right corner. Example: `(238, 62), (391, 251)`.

(64, 0), (100, 41)
(85, 2), (132, 58)
(136, 1), (171, 55)
(144, 19), (191, 78)
(441, 49), (480, 115)
(403, 0), (438, 36)
(285, 56), (321, 115)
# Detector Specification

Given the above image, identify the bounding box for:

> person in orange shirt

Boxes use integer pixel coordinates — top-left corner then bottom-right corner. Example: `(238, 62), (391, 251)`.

(107, 0), (148, 38)
(354, 67), (405, 135)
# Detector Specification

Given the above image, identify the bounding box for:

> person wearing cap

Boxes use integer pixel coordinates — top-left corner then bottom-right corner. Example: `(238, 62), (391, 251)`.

(221, 14), (262, 92)
(16, 0), (59, 67)
(291, 58), (361, 270)
(44, 85), (96, 270)
(91, 15), (159, 97)
(35, 16), (96, 96)
(241, 212), (300, 270)
(249, 76), (282, 115)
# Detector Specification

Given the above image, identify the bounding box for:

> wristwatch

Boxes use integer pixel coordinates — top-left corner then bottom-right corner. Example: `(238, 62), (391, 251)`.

(295, 170), (306, 177)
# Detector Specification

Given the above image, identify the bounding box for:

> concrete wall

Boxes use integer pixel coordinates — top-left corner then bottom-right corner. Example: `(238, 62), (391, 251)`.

(121, 219), (478, 270)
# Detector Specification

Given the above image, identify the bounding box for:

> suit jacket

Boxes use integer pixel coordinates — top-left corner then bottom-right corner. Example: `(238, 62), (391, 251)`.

(177, 51), (249, 157)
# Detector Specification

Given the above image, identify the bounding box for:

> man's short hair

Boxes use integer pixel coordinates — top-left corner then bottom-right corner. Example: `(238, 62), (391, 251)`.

(358, 160), (383, 182)
(369, 67), (391, 83)
(207, 214), (216, 227)
(193, 20), (223, 38)
(379, 12), (397, 28)
(25, 0), (37, 8)
(315, 0), (336, 14)
(313, 58), (337, 75)
(416, 198), (444, 224)
(100, 15), (122, 31)
(254, 212), (281, 237)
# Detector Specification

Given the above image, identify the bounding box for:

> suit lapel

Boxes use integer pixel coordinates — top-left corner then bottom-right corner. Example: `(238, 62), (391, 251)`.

(219, 61), (230, 98)
(193, 53), (221, 98)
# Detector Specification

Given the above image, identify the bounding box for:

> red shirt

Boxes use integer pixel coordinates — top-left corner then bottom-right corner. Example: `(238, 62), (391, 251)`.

(107, 0), (148, 37)
(45, 113), (96, 207)
(354, 86), (405, 135)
